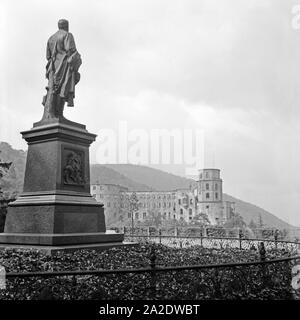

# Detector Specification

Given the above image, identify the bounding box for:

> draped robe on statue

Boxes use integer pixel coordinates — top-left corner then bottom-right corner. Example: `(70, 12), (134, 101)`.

(45, 29), (82, 109)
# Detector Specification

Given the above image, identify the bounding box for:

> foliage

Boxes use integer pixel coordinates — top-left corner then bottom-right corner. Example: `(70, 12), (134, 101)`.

(190, 212), (211, 226)
(0, 143), (26, 199)
(223, 212), (246, 229)
(248, 219), (257, 230)
(0, 243), (296, 300)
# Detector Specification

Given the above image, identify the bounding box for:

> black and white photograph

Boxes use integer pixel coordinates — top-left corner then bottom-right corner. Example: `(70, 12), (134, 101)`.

(0, 0), (300, 316)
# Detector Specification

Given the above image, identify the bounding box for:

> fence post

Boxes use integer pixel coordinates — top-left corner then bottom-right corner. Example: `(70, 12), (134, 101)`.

(258, 242), (268, 286)
(123, 226), (126, 236)
(71, 275), (77, 300)
(259, 242), (266, 261)
(274, 229), (279, 249)
(150, 245), (157, 299)
(200, 230), (203, 247)
(159, 229), (162, 244)
(203, 226), (207, 237)
(147, 226), (150, 240)
(239, 229), (243, 250)
(174, 226), (178, 238)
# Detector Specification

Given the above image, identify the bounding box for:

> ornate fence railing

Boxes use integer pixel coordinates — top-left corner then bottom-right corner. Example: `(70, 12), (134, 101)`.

(1, 246), (300, 300)
(124, 234), (300, 255)
(119, 225), (297, 241)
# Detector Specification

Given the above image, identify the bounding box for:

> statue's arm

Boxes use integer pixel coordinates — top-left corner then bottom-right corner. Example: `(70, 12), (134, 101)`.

(46, 41), (51, 61)
(64, 32), (77, 56)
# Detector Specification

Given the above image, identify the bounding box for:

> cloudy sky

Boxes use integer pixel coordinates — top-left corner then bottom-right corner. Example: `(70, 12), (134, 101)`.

(1, 0), (300, 226)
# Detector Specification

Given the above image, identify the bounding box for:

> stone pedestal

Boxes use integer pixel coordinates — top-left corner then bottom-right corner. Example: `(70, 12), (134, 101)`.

(0, 118), (124, 252)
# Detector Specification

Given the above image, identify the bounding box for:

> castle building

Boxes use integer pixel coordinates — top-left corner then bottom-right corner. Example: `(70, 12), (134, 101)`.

(197, 169), (224, 225)
(91, 184), (128, 225)
(91, 168), (234, 226)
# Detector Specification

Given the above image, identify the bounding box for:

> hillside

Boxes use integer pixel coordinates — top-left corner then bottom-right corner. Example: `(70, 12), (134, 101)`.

(0, 142), (26, 198)
(0, 142), (296, 229)
(223, 194), (292, 230)
(102, 164), (196, 191)
(91, 165), (153, 191)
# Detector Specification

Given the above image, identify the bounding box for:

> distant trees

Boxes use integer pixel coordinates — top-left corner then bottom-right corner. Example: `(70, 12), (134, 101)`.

(142, 209), (162, 228)
(258, 214), (264, 228)
(223, 212), (246, 229)
(248, 219), (257, 231)
(0, 151), (12, 186)
(0, 153), (12, 232)
(190, 212), (211, 226)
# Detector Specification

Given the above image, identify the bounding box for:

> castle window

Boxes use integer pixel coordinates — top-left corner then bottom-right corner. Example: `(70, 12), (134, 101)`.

(205, 172), (209, 178)
(215, 192), (218, 199)
(206, 193), (210, 199)
(206, 205), (209, 209)
(143, 212), (146, 219)
(180, 209), (183, 215)
(215, 183), (218, 190)
(189, 208), (192, 215)
(206, 183), (209, 190)
(178, 199), (181, 205)
(135, 212), (139, 219)
(200, 173), (202, 179)
(190, 199), (193, 205)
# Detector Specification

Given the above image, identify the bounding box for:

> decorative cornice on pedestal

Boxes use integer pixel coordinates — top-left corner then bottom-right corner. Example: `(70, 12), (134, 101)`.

(21, 122), (97, 145)
(9, 193), (103, 207)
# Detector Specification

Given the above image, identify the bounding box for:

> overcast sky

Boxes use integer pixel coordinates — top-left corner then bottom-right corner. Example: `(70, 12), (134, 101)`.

(1, 0), (300, 226)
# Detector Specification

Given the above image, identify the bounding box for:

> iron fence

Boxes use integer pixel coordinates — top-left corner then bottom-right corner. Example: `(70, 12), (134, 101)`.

(124, 233), (300, 255)
(1, 246), (300, 300)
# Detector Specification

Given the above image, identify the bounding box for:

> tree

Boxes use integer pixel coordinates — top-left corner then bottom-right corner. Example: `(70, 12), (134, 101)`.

(0, 152), (12, 195)
(248, 219), (257, 230)
(190, 212), (211, 226)
(258, 214), (264, 228)
(129, 192), (139, 230)
(223, 212), (246, 229)
(0, 154), (12, 232)
(140, 209), (162, 228)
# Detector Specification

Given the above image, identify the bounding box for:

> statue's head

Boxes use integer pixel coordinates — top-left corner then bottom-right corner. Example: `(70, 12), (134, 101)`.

(58, 19), (69, 31)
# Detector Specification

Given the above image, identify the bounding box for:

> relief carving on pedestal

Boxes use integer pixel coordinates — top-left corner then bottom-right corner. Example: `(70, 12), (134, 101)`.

(63, 149), (85, 185)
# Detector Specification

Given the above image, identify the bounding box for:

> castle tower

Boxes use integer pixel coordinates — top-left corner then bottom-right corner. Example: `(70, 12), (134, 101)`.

(197, 168), (224, 225)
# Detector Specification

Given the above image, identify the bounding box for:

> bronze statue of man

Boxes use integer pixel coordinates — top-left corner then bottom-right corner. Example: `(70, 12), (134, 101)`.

(42, 19), (82, 120)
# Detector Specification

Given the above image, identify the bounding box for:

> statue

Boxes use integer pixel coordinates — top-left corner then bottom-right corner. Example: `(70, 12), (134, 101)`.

(41, 19), (82, 121)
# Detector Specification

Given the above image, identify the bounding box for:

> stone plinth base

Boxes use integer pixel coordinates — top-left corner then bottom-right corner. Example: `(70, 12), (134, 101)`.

(1, 119), (128, 253)
(0, 231), (124, 245)
(4, 194), (106, 234)
(0, 240), (136, 255)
